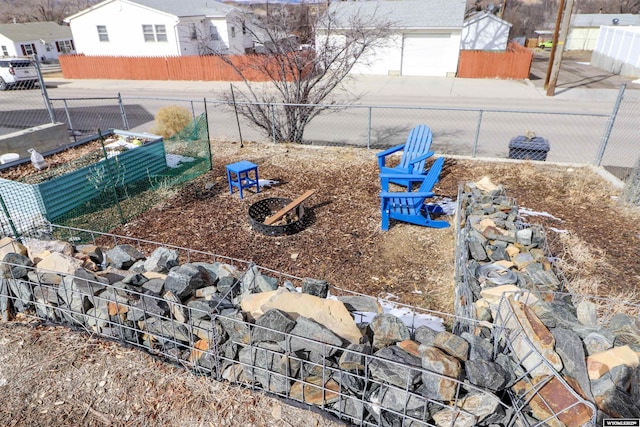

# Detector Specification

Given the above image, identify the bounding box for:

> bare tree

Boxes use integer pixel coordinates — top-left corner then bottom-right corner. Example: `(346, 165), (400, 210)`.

(220, 2), (395, 144)
(0, 0), (99, 24)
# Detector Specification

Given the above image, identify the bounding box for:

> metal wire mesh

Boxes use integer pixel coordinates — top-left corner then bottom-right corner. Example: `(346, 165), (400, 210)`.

(0, 58), (52, 138)
(6, 77), (636, 172)
(600, 88), (640, 181)
(492, 290), (599, 427)
(1, 223), (517, 427)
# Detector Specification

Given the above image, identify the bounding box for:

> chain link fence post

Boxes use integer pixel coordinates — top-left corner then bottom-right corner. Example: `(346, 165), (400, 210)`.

(472, 109), (483, 158)
(118, 92), (130, 130)
(33, 56), (55, 124)
(595, 83), (626, 166)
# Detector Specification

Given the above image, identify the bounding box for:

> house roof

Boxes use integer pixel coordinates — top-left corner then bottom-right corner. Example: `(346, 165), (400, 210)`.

(571, 13), (640, 27)
(131, 0), (235, 17)
(65, 0), (235, 22)
(324, 0), (467, 30)
(463, 11), (512, 28)
(0, 22), (72, 42)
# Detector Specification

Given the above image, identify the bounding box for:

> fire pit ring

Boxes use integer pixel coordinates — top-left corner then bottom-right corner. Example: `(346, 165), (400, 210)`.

(248, 197), (311, 236)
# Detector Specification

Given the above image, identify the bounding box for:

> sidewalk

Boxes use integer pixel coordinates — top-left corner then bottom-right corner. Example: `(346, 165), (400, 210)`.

(43, 73), (625, 104)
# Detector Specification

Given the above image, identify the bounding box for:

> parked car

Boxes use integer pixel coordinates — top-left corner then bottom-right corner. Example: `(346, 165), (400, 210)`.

(537, 40), (553, 49)
(0, 58), (38, 90)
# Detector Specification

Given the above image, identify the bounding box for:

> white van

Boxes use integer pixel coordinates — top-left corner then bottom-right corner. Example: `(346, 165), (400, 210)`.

(0, 58), (38, 90)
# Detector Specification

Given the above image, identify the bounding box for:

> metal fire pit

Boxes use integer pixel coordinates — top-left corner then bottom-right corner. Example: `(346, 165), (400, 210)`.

(248, 197), (310, 236)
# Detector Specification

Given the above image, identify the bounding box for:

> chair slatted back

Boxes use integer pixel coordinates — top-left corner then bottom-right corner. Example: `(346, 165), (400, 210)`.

(397, 125), (433, 173)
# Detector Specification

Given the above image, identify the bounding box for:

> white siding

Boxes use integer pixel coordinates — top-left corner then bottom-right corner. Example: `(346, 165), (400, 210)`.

(67, 0), (250, 56)
(0, 35), (19, 57)
(566, 27), (601, 51)
(461, 16), (510, 50)
(175, 18), (234, 55)
(69, 1), (181, 56)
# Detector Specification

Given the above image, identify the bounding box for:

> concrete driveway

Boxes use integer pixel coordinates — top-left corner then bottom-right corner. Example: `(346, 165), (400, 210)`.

(528, 49), (638, 93)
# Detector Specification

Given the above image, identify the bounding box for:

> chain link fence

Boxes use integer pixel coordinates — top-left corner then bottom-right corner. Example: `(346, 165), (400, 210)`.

(1, 78), (638, 238)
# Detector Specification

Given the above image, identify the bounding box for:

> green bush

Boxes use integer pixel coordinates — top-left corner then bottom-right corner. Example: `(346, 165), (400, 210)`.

(153, 106), (192, 140)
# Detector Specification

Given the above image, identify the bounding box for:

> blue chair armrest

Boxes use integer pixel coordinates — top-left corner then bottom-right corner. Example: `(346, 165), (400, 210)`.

(377, 144), (405, 167)
(408, 151), (434, 165)
(380, 191), (435, 199)
(380, 173), (430, 191)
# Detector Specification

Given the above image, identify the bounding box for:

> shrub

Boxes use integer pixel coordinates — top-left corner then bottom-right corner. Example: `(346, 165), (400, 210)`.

(153, 106), (192, 140)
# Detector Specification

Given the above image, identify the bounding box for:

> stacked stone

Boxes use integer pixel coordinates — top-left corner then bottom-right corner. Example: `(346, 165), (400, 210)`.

(454, 179), (640, 424)
(0, 235), (513, 426)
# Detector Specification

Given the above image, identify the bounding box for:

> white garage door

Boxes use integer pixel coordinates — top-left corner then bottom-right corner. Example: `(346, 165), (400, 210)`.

(402, 33), (453, 76)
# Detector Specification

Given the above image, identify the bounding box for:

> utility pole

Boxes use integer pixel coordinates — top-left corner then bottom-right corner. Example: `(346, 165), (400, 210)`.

(498, 0), (507, 19)
(545, 0), (575, 96)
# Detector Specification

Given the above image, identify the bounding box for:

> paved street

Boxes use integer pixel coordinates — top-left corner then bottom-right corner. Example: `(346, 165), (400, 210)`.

(1, 53), (636, 170)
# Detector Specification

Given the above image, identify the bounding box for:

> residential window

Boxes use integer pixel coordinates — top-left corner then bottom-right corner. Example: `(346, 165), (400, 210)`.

(143, 25), (155, 42)
(209, 25), (219, 41)
(56, 40), (75, 53)
(1, 45), (7, 56)
(143, 25), (168, 42)
(20, 43), (36, 56)
(155, 25), (167, 42)
(231, 27), (236, 38)
(97, 25), (109, 42)
(189, 23), (197, 40)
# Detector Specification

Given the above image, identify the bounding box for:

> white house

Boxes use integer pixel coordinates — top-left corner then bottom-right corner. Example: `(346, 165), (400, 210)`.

(461, 12), (512, 51)
(566, 14), (640, 51)
(0, 22), (75, 62)
(317, 0), (466, 77)
(64, 0), (254, 56)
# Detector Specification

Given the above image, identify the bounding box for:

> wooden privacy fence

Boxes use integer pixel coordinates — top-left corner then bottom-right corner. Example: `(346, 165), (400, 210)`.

(457, 41), (534, 79)
(59, 54), (312, 81)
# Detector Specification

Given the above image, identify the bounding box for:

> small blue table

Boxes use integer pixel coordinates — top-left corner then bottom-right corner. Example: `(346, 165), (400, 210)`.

(226, 160), (260, 199)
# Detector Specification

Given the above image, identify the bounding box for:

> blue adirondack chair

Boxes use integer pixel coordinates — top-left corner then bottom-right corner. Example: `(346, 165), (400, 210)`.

(380, 156), (449, 230)
(377, 125), (434, 187)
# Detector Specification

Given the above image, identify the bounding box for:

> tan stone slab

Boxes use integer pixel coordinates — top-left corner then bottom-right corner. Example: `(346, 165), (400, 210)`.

(143, 271), (167, 280)
(0, 236), (27, 259)
(512, 375), (594, 427)
(290, 377), (341, 406)
(587, 345), (639, 380)
(505, 245), (520, 258)
(36, 252), (83, 275)
(242, 289), (362, 344)
(480, 285), (538, 306)
(501, 298), (563, 377)
(397, 340), (421, 357)
(475, 176), (499, 192)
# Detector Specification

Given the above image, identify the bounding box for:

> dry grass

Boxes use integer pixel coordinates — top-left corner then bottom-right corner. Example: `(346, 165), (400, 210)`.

(0, 316), (345, 427)
(153, 106), (193, 140)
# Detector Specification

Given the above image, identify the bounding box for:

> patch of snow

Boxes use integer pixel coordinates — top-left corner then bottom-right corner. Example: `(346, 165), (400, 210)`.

(353, 299), (445, 332)
(258, 179), (280, 187)
(576, 62), (591, 65)
(548, 227), (569, 234)
(519, 207), (563, 221)
(633, 79), (640, 85)
(105, 140), (139, 150)
(166, 153), (196, 168)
